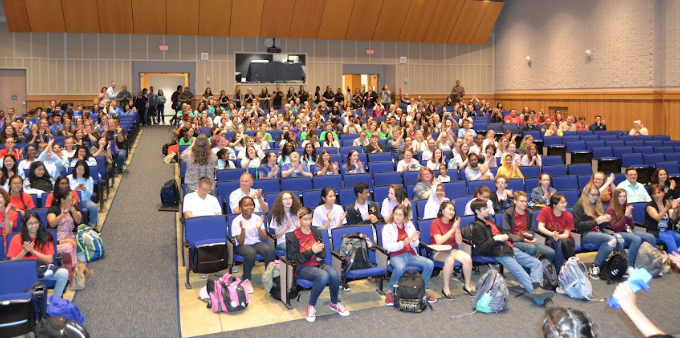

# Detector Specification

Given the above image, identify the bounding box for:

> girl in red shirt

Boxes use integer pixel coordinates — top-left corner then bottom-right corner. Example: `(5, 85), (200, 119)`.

(286, 207), (349, 323)
(430, 201), (475, 299)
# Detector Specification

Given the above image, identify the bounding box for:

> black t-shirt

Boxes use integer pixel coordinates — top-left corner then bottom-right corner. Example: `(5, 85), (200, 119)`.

(298, 91), (308, 103)
(105, 130), (128, 151)
(323, 91), (334, 103)
(47, 203), (81, 225)
(273, 91), (284, 105)
(335, 93), (344, 104)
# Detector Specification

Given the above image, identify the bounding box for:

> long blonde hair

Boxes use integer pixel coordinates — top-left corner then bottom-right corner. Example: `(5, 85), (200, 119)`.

(579, 182), (604, 218)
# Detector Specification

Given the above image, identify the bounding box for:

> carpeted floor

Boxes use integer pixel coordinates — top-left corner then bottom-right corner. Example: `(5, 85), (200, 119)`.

(198, 271), (680, 338)
(73, 126), (181, 338)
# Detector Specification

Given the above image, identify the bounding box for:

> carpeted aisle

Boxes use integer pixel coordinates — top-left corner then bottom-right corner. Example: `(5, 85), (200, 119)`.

(73, 126), (180, 338)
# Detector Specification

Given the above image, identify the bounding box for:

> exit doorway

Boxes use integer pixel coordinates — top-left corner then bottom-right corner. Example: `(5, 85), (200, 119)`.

(0, 69), (27, 115)
(342, 74), (379, 97)
(140, 72), (189, 120)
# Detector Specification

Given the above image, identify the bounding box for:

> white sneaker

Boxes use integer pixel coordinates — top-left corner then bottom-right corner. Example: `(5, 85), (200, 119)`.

(306, 305), (316, 322)
(589, 265), (600, 280)
(242, 279), (254, 294)
(624, 266), (635, 278)
(232, 266), (240, 273)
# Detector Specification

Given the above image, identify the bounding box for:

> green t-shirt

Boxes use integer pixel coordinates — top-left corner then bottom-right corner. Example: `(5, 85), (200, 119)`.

(179, 92), (194, 103)
(178, 137), (196, 146)
(117, 90), (132, 107)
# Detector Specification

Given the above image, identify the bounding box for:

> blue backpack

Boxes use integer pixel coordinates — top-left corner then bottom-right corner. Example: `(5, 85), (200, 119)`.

(47, 295), (85, 325)
(76, 224), (105, 262)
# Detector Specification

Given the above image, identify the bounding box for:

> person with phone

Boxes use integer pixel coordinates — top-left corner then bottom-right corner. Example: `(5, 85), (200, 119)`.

(431, 201), (475, 299)
(502, 191), (555, 262)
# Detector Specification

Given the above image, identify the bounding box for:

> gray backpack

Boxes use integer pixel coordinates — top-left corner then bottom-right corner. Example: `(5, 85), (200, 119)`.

(472, 267), (508, 313)
(558, 257), (593, 300)
(634, 242), (664, 277)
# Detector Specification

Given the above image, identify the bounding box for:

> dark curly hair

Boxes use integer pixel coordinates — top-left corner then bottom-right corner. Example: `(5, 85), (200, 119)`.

(268, 191), (302, 224)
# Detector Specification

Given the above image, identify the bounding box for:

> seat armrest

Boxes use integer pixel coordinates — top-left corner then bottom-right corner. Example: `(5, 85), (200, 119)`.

(459, 241), (472, 256)
(372, 245), (388, 255)
(571, 231), (582, 246)
(375, 247), (389, 269)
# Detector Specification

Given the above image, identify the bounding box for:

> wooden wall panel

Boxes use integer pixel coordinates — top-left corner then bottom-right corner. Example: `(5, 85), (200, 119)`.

(317, 0), (354, 40)
(131, 0), (166, 35)
(25, 0), (65, 33)
(422, 0), (464, 43)
(471, 1), (504, 45)
(449, 0), (488, 44)
(398, 0), (438, 42)
(260, 0), (295, 38)
(372, 0), (410, 41)
(167, 0), (199, 35)
(288, 0), (326, 39)
(230, 0), (264, 37)
(2, 0), (31, 32)
(198, 0), (232, 36)
(345, 0), (383, 41)
(61, 0), (99, 33)
(97, 0), (133, 34)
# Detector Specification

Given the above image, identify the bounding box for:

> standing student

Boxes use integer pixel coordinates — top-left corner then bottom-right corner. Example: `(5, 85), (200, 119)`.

(431, 201), (475, 299)
(230, 196), (275, 294)
(286, 207), (350, 322)
(382, 204), (437, 306)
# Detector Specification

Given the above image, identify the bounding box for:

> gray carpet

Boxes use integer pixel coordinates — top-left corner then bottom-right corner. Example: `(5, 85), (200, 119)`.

(73, 126), (181, 338)
(198, 271), (680, 338)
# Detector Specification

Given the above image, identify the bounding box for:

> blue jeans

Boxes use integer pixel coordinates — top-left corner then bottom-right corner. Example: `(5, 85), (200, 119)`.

(388, 252), (434, 292)
(495, 248), (544, 297)
(156, 104), (164, 122)
(82, 200), (98, 227)
(583, 232), (623, 267)
(618, 231), (656, 266)
(297, 264), (340, 306)
(40, 268), (69, 298)
(275, 243), (286, 252)
(514, 241), (556, 262)
(117, 149), (127, 172)
(659, 230), (680, 254)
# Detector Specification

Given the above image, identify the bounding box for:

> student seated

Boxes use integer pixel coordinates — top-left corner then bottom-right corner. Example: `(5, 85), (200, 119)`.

(606, 188), (657, 268)
(502, 191), (555, 262)
(468, 200), (554, 306)
(490, 174), (514, 213)
(230, 196), (275, 294)
(464, 186), (495, 216)
(531, 173), (557, 208)
(645, 184), (680, 253)
(7, 211), (69, 298)
(269, 191), (302, 252)
(182, 177), (222, 219)
(380, 184), (412, 221)
(346, 182), (384, 225)
(536, 193), (576, 272)
(431, 201), (475, 299)
(423, 182), (448, 219)
(573, 183), (625, 279)
(286, 207), (350, 322)
(382, 204), (437, 306)
(312, 188), (347, 236)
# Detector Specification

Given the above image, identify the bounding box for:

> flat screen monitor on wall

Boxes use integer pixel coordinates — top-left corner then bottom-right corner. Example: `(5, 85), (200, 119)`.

(235, 53), (306, 84)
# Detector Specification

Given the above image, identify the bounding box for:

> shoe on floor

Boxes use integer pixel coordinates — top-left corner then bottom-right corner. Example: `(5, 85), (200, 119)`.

(242, 279), (254, 294)
(232, 266), (240, 273)
(589, 265), (600, 280)
(463, 286), (476, 297)
(427, 292), (437, 304)
(385, 292), (394, 307)
(530, 287), (555, 301)
(624, 266), (635, 278)
(329, 302), (350, 316)
(306, 305), (316, 323)
(340, 282), (351, 291)
(198, 274), (208, 279)
(442, 289), (454, 300)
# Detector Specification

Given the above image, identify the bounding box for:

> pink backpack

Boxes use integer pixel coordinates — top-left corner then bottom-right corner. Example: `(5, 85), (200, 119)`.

(207, 274), (250, 313)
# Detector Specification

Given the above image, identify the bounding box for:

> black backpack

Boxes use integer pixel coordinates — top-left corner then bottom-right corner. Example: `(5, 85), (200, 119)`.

(393, 269), (429, 313)
(35, 315), (91, 338)
(599, 249), (628, 284)
(336, 233), (373, 273)
(160, 180), (180, 206)
(536, 252), (558, 291)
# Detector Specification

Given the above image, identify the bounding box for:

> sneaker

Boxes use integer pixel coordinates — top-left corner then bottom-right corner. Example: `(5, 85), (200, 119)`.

(427, 293), (438, 304)
(385, 292), (394, 307)
(530, 287), (555, 301)
(242, 279), (254, 294)
(590, 265), (600, 280)
(232, 266), (240, 273)
(340, 282), (351, 291)
(305, 305), (316, 322)
(198, 274), (208, 279)
(329, 302), (350, 317)
(624, 266), (635, 278)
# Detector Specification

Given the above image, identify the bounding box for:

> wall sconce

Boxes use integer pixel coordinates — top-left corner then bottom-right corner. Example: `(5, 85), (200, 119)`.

(526, 56), (531, 65)
(585, 49), (592, 61)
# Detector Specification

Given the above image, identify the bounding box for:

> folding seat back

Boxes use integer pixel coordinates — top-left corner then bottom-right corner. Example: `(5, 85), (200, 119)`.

(442, 181), (468, 197)
(542, 165), (567, 177)
(312, 175), (343, 190)
(373, 172), (402, 186)
(568, 164), (593, 176)
(343, 173), (372, 188)
(552, 176), (579, 191)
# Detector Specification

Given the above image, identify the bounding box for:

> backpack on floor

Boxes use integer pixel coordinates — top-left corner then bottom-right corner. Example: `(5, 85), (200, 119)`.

(35, 315), (91, 338)
(28, 281), (47, 322)
(558, 257), (593, 299)
(393, 269), (428, 313)
(207, 273), (250, 313)
(635, 242), (664, 277)
(46, 296), (84, 326)
(472, 267), (509, 313)
(160, 180), (180, 206)
(599, 249), (627, 284)
(262, 261), (281, 301)
(536, 253), (558, 291)
(336, 233), (373, 273)
(76, 224), (105, 262)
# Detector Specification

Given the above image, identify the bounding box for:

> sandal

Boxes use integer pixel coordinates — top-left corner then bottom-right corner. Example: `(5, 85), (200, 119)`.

(442, 289), (454, 300)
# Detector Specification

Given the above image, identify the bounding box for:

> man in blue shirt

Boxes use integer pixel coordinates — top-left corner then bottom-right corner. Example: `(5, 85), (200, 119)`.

(617, 168), (652, 203)
(147, 86), (158, 125)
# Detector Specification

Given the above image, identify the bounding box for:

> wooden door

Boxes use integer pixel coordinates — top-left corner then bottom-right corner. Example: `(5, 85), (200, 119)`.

(0, 69), (27, 115)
